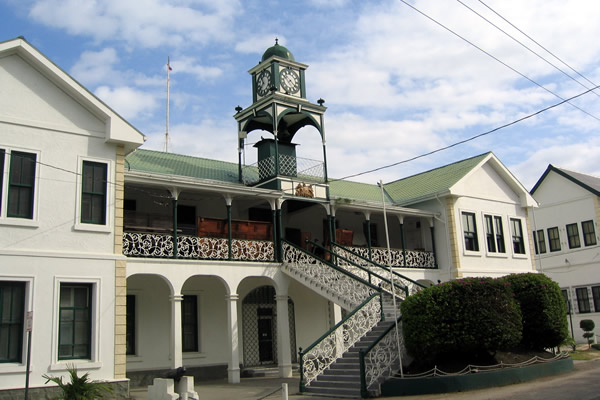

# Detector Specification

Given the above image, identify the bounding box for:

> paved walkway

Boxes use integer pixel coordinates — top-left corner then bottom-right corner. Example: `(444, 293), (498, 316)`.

(129, 359), (600, 400)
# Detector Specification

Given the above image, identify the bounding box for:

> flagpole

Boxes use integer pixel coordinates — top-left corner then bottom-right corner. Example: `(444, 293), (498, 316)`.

(165, 56), (171, 153)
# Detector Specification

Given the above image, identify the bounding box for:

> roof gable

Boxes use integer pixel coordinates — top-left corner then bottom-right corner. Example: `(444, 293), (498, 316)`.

(531, 165), (600, 197)
(0, 37), (145, 153)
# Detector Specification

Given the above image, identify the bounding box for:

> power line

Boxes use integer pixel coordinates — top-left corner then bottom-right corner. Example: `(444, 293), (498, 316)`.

(337, 83), (600, 181)
(478, 0), (600, 91)
(396, 0), (600, 122)
(455, 0), (600, 98)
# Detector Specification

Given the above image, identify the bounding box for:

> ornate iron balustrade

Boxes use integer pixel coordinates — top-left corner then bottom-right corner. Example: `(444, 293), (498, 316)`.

(241, 155), (325, 185)
(282, 241), (377, 308)
(300, 294), (382, 389)
(123, 232), (275, 262)
(325, 243), (424, 298)
(360, 318), (406, 397)
(344, 245), (435, 269)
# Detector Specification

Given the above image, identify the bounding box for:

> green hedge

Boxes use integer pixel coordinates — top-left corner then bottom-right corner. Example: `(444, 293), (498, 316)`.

(501, 273), (568, 350)
(401, 277), (522, 362)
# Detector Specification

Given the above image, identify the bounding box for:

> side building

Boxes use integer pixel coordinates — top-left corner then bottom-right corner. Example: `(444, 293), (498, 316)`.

(531, 165), (600, 344)
(0, 37), (144, 395)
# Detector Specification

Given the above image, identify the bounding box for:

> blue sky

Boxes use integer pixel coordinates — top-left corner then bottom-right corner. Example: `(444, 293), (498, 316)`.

(2, 0), (600, 189)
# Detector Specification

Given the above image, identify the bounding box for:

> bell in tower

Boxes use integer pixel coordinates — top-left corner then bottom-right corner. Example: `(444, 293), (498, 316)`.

(234, 40), (329, 199)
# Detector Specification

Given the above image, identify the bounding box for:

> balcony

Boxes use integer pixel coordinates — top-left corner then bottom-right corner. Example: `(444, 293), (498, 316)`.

(241, 154), (325, 186)
(337, 245), (436, 269)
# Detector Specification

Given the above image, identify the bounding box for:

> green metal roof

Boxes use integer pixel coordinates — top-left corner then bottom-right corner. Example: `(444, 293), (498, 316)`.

(125, 149), (241, 184)
(329, 180), (392, 203)
(384, 152), (491, 204)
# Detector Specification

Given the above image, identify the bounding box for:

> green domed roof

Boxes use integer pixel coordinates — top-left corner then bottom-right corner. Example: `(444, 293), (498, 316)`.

(261, 39), (295, 62)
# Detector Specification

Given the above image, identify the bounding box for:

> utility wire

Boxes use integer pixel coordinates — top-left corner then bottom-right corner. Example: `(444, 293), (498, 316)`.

(455, 0), (600, 98)
(337, 83), (600, 181)
(396, 0), (600, 122)
(478, 0), (600, 91)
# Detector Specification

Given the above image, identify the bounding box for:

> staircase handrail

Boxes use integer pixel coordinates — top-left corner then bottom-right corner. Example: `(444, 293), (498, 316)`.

(331, 242), (426, 296)
(281, 239), (381, 294)
(299, 292), (383, 391)
(359, 315), (404, 398)
(306, 239), (409, 298)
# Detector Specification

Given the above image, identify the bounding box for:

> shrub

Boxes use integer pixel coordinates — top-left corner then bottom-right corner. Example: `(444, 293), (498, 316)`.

(501, 273), (568, 350)
(591, 343), (600, 351)
(580, 319), (595, 348)
(401, 277), (522, 362)
(43, 364), (112, 399)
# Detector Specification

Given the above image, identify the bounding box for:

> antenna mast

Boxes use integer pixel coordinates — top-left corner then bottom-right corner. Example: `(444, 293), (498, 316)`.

(165, 56), (171, 152)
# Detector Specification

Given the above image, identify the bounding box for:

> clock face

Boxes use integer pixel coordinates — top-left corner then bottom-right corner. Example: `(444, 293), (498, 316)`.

(256, 69), (272, 96)
(280, 69), (300, 94)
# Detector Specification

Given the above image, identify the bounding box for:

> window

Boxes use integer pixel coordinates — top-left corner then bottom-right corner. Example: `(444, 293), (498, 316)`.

(535, 229), (546, 254)
(494, 216), (505, 253)
(126, 295), (135, 356)
(566, 223), (581, 249)
(582, 220), (597, 246)
(484, 215), (496, 252)
(547, 227), (561, 252)
(593, 286), (600, 313)
(462, 212), (479, 251)
(562, 289), (571, 314)
(81, 161), (107, 225)
(0, 282), (25, 363)
(59, 284), (92, 360)
(7, 151), (36, 219)
(0, 149), (4, 214)
(181, 295), (198, 352)
(510, 218), (525, 254)
(576, 287), (591, 313)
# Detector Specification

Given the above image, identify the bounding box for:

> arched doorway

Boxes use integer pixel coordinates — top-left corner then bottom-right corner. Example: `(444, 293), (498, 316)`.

(242, 285), (297, 367)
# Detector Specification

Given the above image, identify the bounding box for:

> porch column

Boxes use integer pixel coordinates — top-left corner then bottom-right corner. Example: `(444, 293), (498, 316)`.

(169, 188), (181, 259)
(225, 196), (233, 260)
(364, 212), (372, 260)
(276, 199), (283, 262)
(170, 294), (184, 369)
(398, 216), (406, 267)
(275, 295), (292, 377)
(269, 199), (278, 261)
(226, 294), (241, 383)
(429, 218), (438, 267)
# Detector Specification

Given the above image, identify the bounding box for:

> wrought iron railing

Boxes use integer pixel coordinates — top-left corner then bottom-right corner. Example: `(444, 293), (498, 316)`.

(360, 316), (405, 398)
(338, 244), (435, 269)
(241, 155), (325, 185)
(332, 243), (427, 296)
(122, 232), (275, 262)
(299, 293), (383, 390)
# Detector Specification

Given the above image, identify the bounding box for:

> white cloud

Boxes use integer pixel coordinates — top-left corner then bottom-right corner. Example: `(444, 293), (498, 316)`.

(168, 56), (223, 81)
(95, 85), (159, 120)
(70, 48), (119, 86)
(28, 0), (242, 48)
(235, 35), (287, 55)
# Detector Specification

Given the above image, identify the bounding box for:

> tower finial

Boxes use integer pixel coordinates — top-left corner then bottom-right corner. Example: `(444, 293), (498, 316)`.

(275, 37), (279, 45)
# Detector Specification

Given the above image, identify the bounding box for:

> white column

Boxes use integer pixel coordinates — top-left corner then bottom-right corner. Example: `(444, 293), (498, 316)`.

(332, 303), (344, 359)
(170, 294), (183, 369)
(226, 294), (241, 383)
(275, 295), (292, 378)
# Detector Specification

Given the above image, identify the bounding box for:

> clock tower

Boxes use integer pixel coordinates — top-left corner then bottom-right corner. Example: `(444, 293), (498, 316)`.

(234, 40), (329, 200)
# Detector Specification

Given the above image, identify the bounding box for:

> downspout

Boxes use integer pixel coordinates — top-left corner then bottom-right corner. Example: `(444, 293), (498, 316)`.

(169, 188), (180, 259)
(429, 218), (437, 268)
(225, 195), (233, 260)
(398, 216), (406, 267)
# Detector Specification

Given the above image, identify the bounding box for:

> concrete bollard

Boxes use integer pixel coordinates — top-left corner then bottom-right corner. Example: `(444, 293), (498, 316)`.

(282, 383), (288, 400)
(147, 378), (178, 400)
(175, 376), (199, 400)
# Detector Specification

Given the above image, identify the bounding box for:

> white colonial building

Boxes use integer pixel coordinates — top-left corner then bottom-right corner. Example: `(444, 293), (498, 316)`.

(531, 165), (600, 344)
(0, 36), (541, 398)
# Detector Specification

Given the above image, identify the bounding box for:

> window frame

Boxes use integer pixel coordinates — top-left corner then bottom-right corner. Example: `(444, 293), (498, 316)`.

(484, 215), (496, 253)
(535, 229), (547, 254)
(576, 287), (591, 314)
(0, 148), (40, 226)
(58, 283), (93, 361)
(582, 220), (597, 247)
(0, 281), (26, 364)
(461, 211), (480, 253)
(547, 227), (561, 252)
(80, 161), (108, 225)
(566, 223), (581, 249)
(509, 218), (526, 255)
(74, 157), (112, 233)
(592, 286), (600, 313)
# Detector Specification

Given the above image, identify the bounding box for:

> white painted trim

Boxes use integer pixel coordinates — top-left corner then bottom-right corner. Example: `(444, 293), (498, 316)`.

(508, 216), (529, 259)
(50, 277), (102, 369)
(458, 208), (482, 257)
(73, 155), (114, 233)
(480, 212), (509, 258)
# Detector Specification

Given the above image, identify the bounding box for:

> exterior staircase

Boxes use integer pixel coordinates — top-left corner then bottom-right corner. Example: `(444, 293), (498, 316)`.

(303, 294), (402, 398)
(281, 240), (419, 399)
